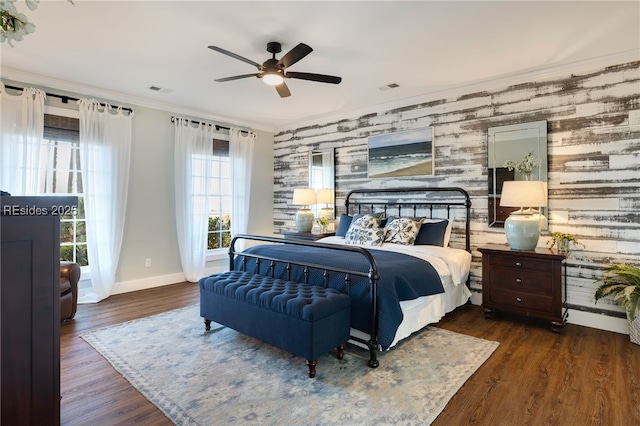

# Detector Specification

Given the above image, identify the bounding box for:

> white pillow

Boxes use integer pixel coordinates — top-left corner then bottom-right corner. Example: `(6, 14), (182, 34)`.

(383, 217), (424, 245)
(344, 226), (385, 246)
(347, 213), (382, 230)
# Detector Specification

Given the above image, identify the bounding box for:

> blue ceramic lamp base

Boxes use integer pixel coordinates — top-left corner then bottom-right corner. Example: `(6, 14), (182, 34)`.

(295, 208), (315, 233)
(504, 210), (541, 250)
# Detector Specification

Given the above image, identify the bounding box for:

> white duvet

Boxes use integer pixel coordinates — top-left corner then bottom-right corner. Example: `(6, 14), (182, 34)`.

(317, 236), (471, 287)
(317, 235), (473, 349)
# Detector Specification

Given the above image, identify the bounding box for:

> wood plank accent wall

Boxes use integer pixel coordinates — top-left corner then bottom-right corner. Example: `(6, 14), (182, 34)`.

(273, 60), (640, 320)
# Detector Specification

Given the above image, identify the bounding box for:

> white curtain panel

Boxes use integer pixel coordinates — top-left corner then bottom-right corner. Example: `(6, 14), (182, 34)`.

(0, 84), (45, 195)
(78, 99), (132, 303)
(230, 128), (255, 250)
(174, 119), (214, 282)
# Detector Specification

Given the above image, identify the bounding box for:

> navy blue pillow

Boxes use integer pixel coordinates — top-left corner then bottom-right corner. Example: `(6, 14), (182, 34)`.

(414, 220), (449, 246)
(335, 214), (353, 237)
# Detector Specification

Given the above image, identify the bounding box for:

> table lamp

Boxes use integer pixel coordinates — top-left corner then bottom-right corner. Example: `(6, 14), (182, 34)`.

(500, 180), (548, 250)
(316, 188), (334, 221)
(292, 188), (316, 232)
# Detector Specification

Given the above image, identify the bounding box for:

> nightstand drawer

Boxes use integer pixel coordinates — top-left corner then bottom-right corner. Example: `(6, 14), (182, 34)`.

(480, 244), (567, 331)
(490, 267), (552, 294)
(491, 289), (553, 314)
(487, 255), (552, 273)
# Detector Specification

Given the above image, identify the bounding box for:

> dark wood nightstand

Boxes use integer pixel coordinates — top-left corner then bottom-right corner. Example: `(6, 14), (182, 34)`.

(479, 244), (567, 332)
(282, 231), (335, 241)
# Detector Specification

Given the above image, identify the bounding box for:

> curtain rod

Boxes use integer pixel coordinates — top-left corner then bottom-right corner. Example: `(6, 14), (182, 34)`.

(3, 84), (134, 114)
(170, 116), (251, 135)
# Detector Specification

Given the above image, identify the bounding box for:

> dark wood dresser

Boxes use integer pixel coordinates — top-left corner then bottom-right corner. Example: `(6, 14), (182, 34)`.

(282, 231), (335, 241)
(479, 244), (567, 332)
(1, 195), (77, 425)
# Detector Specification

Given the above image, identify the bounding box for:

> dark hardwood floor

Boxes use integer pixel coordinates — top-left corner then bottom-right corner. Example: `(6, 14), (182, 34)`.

(60, 282), (198, 426)
(61, 283), (640, 425)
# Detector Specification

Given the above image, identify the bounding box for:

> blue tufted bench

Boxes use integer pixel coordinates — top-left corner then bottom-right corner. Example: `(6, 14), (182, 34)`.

(199, 270), (351, 378)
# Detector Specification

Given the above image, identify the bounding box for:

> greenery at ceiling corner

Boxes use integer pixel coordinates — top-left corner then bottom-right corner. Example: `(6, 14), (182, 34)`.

(594, 263), (640, 321)
(0, 0), (74, 46)
(504, 152), (540, 174)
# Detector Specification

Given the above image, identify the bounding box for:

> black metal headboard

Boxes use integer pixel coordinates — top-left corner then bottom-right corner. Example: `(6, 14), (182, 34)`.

(344, 187), (472, 252)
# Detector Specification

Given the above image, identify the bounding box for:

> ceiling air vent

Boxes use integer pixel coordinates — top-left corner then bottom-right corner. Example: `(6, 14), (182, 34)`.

(148, 86), (173, 94)
(378, 83), (400, 91)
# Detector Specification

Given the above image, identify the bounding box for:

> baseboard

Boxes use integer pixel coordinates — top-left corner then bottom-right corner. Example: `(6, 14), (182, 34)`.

(110, 265), (227, 295)
(110, 272), (189, 295)
(565, 309), (629, 335)
(469, 291), (483, 307)
(468, 292), (629, 336)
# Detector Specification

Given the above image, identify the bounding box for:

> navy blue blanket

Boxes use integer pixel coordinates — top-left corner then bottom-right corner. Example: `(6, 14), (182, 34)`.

(236, 244), (444, 350)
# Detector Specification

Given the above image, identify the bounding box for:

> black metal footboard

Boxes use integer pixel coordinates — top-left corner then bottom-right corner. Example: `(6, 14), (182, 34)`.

(229, 234), (382, 368)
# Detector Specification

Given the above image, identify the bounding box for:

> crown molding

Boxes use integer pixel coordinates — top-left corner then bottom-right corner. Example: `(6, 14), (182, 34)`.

(0, 68), (274, 133)
(3, 48), (637, 135)
(274, 49), (640, 133)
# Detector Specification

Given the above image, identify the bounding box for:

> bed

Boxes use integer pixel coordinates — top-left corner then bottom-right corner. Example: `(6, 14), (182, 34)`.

(229, 187), (472, 367)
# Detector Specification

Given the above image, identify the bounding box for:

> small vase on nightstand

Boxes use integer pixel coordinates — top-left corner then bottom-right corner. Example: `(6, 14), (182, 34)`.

(557, 238), (570, 253)
(316, 217), (330, 234)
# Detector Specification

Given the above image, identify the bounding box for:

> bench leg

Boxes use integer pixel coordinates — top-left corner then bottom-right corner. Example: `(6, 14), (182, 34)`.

(306, 359), (317, 378)
(204, 318), (211, 331)
(336, 344), (345, 360)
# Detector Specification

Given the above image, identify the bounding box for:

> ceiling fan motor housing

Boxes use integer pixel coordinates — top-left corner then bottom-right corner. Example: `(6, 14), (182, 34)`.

(267, 42), (282, 55)
(263, 58), (281, 72)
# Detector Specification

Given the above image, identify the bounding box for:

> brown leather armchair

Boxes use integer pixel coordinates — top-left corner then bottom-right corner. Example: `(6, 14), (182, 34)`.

(60, 261), (80, 322)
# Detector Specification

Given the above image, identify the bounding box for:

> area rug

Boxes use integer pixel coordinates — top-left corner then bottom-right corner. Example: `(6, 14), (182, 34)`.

(81, 305), (498, 425)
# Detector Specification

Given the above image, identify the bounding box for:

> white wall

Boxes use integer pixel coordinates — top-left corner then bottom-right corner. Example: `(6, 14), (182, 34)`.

(2, 78), (275, 295)
(114, 107), (274, 294)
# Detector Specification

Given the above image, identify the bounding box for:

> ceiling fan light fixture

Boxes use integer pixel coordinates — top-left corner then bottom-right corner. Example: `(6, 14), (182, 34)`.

(263, 72), (284, 86)
(209, 42), (341, 97)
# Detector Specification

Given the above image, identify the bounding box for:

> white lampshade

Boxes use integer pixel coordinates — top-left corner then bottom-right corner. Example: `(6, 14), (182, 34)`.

(500, 180), (547, 208)
(316, 188), (334, 205)
(316, 188), (335, 222)
(501, 180), (548, 250)
(292, 188), (317, 206)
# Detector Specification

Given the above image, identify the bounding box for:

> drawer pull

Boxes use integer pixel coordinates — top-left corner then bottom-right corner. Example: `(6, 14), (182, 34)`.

(516, 278), (523, 284)
(516, 297), (522, 303)
(515, 261), (522, 267)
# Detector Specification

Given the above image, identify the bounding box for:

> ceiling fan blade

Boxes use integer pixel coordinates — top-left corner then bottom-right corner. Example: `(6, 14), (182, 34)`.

(275, 82), (291, 98)
(286, 71), (342, 84)
(215, 73), (261, 82)
(277, 43), (313, 69)
(208, 46), (263, 70)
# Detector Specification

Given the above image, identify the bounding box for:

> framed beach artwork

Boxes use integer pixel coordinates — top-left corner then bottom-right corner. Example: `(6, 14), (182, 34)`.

(368, 127), (434, 178)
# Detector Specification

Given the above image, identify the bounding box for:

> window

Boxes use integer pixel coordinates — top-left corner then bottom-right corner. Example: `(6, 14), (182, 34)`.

(41, 109), (87, 266)
(206, 138), (231, 251)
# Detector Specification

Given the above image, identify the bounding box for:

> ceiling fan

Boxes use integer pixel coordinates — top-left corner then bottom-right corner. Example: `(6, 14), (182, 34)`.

(208, 42), (342, 98)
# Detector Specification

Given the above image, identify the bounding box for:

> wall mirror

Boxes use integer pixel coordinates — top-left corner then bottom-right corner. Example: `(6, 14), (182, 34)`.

(309, 148), (335, 219)
(488, 120), (548, 229)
